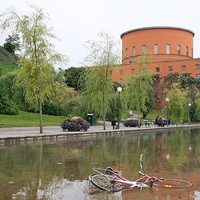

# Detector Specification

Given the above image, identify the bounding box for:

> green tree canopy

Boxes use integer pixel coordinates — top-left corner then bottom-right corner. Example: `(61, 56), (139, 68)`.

(3, 33), (20, 54)
(82, 31), (121, 129)
(167, 82), (187, 125)
(123, 54), (154, 121)
(64, 67), (86, 91)
(0, 5), (68, 133)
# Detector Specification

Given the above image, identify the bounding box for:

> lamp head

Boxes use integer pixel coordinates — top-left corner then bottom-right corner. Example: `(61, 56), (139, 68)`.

(117, 87), (122, 92)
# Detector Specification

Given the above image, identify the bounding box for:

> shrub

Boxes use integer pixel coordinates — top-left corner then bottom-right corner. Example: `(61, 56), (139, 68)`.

(61, 116), (90, 131)
(0, 97), (18, 115)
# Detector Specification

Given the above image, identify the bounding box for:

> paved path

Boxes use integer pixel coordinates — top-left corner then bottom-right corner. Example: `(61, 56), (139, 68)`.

(0, 123), (127, 138)
(0, 122), (198, 140)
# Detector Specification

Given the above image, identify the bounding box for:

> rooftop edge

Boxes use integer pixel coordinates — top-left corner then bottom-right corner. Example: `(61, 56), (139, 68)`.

(120, 26), (195, 38)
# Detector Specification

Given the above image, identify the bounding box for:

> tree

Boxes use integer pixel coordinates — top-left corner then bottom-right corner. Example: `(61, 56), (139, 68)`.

(153, 74), (168, 111)
(82, 31), (121, 130)
(167, 83), (186, 125)
(123, 54), (154, 124)
(0, 73), (19, 115)
(163, 73), (200, 122)
(3, 33), (20, 54)
(42, 70), (77, 116)
(64, 67), (86, 91)
(194, 94), (200, 121)
(1, 5), (67, 133)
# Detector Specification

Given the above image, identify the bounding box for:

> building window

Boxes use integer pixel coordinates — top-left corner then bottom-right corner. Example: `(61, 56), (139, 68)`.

(120, 78), (123, 85)
(131, 68), (135, 74)
(125, 48), (128, 57)
(168, 66), (173, 71)
(132, 46), (136, 56)
(166, 44), (170, 54)
(142, 45), (146, 55)
(156, 67), (160, 72)
(196, 74), (200, 79)
(196, 64), (200, 69)
(186, 46), (188, 56)
(177, 45), (181, 55)
(154, 44), (158, 54)
(120, 69), (124, 74)
(182, 65), (186, 70)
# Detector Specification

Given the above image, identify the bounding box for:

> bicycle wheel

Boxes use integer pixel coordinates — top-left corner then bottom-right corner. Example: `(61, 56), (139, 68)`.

(153, 178), (192, 189)
(89, 173), (129, 192)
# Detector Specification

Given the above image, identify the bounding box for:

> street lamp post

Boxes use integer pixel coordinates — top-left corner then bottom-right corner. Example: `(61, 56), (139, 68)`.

(188, 103), (191, 125)
(117, 86), (122, 129)
(166, 98), (169, 122)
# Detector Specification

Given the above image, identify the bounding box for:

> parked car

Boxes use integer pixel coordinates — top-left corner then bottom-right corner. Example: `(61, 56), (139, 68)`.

(123, 117), (143, 127)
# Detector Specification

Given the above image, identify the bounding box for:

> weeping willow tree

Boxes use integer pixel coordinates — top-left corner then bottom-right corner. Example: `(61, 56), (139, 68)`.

(194, 93), (200, 121)
(0, 5), (67, 133)
(167, 82), (187, 125)
(82, 31), (121, 130)
(123, 54), (153, 126)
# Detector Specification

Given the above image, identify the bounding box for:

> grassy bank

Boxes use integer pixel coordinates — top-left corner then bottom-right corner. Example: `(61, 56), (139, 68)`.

(0, 110), (164, 128)
(122, 109), (163, 121)
(0, 111), (65, 127)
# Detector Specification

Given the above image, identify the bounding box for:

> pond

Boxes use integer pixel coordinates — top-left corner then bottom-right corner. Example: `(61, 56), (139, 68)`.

(0, 128), (200, 199)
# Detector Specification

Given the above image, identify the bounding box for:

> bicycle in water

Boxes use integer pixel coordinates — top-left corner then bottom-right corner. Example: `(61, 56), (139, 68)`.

(89, 154), (192, 192)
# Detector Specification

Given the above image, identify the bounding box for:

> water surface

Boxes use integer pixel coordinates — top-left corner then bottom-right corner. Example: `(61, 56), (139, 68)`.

(0, 128), (200, 199)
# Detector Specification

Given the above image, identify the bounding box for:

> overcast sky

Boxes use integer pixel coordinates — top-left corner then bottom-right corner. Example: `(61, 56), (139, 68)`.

(0, 0), (200, 69)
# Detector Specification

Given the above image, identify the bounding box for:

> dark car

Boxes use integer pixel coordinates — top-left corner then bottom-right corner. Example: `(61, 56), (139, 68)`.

(123, 117), (143, 127)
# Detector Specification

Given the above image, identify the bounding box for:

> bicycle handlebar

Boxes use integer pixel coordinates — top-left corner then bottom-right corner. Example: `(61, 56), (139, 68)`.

(139, 154), (143, 162)
(139, 154), (143, 172)
(138, 170), (146, 176)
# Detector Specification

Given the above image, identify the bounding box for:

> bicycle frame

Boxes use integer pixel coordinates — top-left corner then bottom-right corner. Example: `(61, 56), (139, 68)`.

(91, 153), (163, 189)
(137, 170), (164, 184)
(109, 172), (148, 188)
(92, 167), (148, 188)
(105, 169), (163, 187)
(136, 154), (164, 186)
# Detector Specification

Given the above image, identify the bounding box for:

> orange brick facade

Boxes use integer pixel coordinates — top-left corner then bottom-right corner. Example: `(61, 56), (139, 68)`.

(113, 26), (200, 84)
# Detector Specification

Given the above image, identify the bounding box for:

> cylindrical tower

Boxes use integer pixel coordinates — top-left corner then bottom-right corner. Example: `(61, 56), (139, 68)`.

(121, 26), (195, 64)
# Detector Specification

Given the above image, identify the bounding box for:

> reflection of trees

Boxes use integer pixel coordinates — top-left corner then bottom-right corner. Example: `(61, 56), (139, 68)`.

(30, 142), (43, 199)
(0, 128), (200, 198)
(187, 129), (200, 170)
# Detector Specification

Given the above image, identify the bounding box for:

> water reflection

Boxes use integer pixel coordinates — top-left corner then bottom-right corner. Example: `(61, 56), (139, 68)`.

(0, 128), (200, 199)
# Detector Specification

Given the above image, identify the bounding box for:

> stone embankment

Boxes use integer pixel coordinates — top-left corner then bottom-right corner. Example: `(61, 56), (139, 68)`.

(0, 122), (200, 147)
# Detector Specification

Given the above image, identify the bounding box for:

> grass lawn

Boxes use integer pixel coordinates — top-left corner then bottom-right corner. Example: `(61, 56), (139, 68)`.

(0, 110), (164, 128)
(0, 111), (66, 127)
(145, 110), (164, 121)
(0, 62), (18, 75)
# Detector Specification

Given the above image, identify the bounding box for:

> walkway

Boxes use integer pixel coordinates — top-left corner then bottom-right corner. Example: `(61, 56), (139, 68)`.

(0, 122), (198, 140)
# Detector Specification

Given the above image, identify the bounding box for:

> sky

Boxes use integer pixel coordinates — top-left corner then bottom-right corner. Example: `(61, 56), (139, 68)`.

(0, 0), (200, 69)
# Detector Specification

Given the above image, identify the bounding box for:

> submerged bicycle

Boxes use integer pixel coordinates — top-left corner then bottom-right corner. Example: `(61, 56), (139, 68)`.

(89, 154), (192, 192)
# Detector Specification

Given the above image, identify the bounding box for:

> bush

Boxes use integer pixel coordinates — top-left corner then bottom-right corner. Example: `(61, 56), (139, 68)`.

(0, 97), (18, 115)
(61, 116), (90, 131)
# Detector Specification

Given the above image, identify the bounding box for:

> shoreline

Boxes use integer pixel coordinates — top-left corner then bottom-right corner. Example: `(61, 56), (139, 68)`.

(0, 123), (199, 141)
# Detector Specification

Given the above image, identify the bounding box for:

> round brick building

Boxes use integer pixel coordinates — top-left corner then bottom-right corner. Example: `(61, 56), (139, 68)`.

(121, 26), (195, 64)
